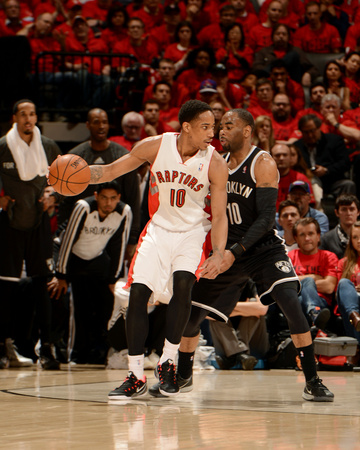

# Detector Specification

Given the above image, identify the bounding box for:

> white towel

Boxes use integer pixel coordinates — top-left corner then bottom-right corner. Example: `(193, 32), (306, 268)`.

(6, 123), (49, 181)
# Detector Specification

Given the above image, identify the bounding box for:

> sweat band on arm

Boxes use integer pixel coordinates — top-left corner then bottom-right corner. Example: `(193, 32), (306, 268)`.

(230, 187), (278, 258)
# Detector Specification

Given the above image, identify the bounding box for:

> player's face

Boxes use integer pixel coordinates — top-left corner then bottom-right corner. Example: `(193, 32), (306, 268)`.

(186, 110), (215, 150)
(336, 202), (360, 228)
(295, 223), (320, 255)
(95, 188), (120, 218)
(351, 226), (360, 253)
(219, 111), (248, 152)
(278, 206), (300, 232)
(87, 110), (109, 142)
(14, 102), (37, 136)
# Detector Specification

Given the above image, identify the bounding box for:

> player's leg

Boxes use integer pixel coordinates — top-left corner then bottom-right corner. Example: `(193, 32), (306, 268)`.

(156, 270), (196, 396)
(271, 282), (334, 402)
(108, 282), (152, 400)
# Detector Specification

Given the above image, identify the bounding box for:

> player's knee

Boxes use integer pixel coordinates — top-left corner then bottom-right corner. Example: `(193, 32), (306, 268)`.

(173, 271), (196, 299)
(128, 283), (152, 309)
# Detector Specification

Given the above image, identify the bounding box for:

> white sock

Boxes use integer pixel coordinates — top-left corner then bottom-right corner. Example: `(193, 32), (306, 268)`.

(128, 354), (145, 380)
(159, 339), (180, 365)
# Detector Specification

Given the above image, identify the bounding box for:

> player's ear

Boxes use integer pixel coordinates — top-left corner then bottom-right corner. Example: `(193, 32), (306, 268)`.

(182, 121), (191, 133)
(243, 125), (251, 138)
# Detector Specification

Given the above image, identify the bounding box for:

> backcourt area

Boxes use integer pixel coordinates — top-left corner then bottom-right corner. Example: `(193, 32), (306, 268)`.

(1, 366), (359, 449)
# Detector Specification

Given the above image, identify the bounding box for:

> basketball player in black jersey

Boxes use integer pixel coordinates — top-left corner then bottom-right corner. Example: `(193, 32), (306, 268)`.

(150, 109), (334, 402)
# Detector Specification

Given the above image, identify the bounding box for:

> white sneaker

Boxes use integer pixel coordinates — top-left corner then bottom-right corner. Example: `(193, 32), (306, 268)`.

(6, 339), (33, 367)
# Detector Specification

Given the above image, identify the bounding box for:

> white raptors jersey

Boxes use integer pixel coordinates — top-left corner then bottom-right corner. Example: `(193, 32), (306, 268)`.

(150, 133), (214, 232)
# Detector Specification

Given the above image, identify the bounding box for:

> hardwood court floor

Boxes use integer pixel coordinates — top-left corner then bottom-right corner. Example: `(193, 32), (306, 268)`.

(1, 365), (360, 449)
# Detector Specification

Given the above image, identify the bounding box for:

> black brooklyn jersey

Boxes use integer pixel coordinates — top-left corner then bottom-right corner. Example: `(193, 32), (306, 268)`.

(225, 146), (276, 248)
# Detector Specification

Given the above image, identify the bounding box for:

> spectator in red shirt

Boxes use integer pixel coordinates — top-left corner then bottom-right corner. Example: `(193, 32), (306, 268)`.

(82, 0), (113, 30)
(52, 0), (83, 42)
(271, 142), (314, 210)
(247, 0), (282, 53)
(289, 217), (338, 330)
(150, 3), (181, 55)
(143, 58), (190, 108)
(0, 0), (27, 36)
(229, 0), (259, 35)
(100, 4), (128, 52)
(252, 23), (320, 86)
(178, 0), (212, 35)
(152, 81), (180, 131)
(196, 4), (236, 52)
(293, 1), (342, 54)
(340, 51), (360, 109)
(344, 22), (360, 53)
(176, 46), (215, 99)
(140, 99), (174, 138)
(215, 22), (253, 84)
(64, 15), (113, 109)
(209, 63), (246, 109)
(323, 60), (351, 111)
(129, 0), (164, 33)
(247, 78), (274, 119)
(259, 0), (305, 25)
(271, 93), (301, 143)
(164, 20), (198, 73)
(109, 111), (144, 151)
(112, 17), (158, 67)
(295, 82), (326, 122)
(269, 59), (305, 115)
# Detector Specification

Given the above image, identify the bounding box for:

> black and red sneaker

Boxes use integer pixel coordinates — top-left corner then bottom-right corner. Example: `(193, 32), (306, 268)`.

(108, 372), (147, 400)
(157, 359), (179, 397)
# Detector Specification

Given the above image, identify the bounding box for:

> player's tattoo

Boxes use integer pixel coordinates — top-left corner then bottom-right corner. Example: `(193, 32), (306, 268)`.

(90, 166), (103, 183)
(212, 246), (224, 258)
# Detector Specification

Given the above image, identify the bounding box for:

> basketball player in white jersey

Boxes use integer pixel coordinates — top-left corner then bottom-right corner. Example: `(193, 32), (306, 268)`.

(88, 100), (229, 399)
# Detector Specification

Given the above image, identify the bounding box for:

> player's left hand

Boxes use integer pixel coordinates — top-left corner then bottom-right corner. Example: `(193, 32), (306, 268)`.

(199, 253), (222, 279)
(219, 250), (235, 273)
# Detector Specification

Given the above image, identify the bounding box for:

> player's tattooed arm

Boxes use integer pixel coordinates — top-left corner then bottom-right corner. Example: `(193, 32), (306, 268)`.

(89, 166), (104, 184)
(212, 245), (224, 259)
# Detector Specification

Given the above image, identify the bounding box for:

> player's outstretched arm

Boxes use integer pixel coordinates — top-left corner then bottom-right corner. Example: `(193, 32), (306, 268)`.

(200, 152), (228, 279)
(89, 136), (161, 184)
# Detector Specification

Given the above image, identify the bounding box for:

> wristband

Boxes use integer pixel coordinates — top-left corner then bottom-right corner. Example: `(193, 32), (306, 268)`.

(229, 242), (246, 258)
(334, 123), (340, 129)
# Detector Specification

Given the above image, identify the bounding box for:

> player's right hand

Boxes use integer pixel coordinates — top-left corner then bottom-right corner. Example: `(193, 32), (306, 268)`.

(219, 250), (235, 273)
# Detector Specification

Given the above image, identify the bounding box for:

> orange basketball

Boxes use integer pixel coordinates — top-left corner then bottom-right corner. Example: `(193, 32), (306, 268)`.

(48, 154), (91, 196)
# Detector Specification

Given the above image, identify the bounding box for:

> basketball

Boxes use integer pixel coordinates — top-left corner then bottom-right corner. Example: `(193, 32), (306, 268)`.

(48, 154), (91, 196)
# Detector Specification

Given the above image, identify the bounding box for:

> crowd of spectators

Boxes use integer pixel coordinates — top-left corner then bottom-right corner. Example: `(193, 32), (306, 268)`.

(2, 0), (360, 370)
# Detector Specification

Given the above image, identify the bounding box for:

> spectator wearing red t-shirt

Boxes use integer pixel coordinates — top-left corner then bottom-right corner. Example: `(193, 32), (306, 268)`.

(229, 0), (259, 35)
(259, 0), (304, 32)
(289, 217), (338, 329)
(0, 0), (28, 36)
(271, 143), (314, 210)
(176, 47), (215, 99)
(152, 81), (180, 131)
(269, 60), (305, 116)
(295, 82), (326, 122)
(100, 4), (128, 52)
(215, 22), (253, 84)
(149, 3), (181, 55)
(143, 58), (190, 108)
(247, 78), (274, 119)
(163, 20), (198, 73)
(82, 0), (112, 30)
(52, 0), (83, 43)
(293, 1), (342, 54)
(247, 0), (282, 53)
(271, 93), (301, 143)
(109, 111), (144, 151)
(178, 0), (212, 35)
(210, 63), (246, 109)
(344, 22), (360, 53)
(129, 0), (164, 33)
(140, 99), (175, 138)
(342, 51), (360, 108)
(111, 17), (158, 67)
(196, 4), (236, 52)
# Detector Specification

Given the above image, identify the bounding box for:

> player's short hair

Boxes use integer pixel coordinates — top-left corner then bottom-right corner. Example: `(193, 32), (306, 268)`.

(293, 217), (320, 236)
(95, 181), (121, 195)
(178, 100), (213, 126)
(13, 99), (36, 114)
(335, 194), (360, 211)
(278, 200), (300, 217)
(231, 109), (255, 133)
